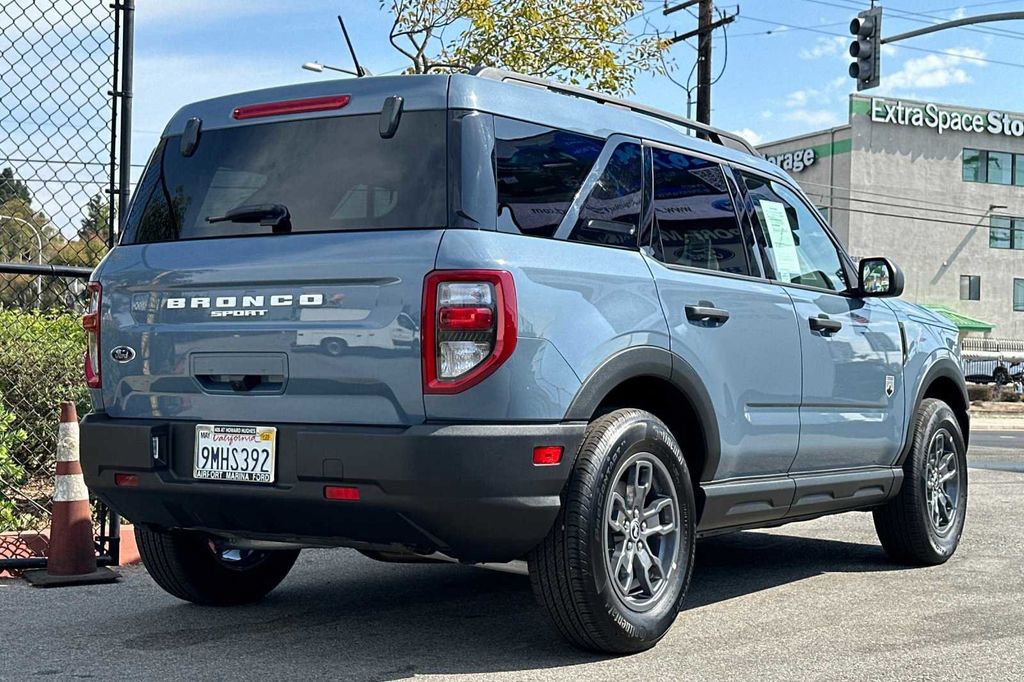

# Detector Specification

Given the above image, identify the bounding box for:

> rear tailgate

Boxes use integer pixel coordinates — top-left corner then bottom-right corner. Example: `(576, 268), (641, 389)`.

(93, 81), (451, 427)
(97, 231), (440, 426)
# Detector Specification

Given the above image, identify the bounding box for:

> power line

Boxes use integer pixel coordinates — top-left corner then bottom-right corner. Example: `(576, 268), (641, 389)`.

(797, 178), (1009, 218)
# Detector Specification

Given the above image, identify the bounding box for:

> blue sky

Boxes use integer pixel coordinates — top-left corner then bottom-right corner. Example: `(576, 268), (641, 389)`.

(131, 0), (1024, 175)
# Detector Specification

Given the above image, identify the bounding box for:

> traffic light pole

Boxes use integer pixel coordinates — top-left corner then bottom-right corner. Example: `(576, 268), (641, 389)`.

(882, 11), (1024, 45)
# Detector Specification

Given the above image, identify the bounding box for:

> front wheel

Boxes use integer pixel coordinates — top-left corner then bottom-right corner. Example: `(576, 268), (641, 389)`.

(873, 398), (968, 565)
(136, 526), (300, 605)
(528, 409), (696, 654)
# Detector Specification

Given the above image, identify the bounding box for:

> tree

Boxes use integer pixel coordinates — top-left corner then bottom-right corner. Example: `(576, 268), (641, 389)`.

(381, 0), (671, 95)
(78, 192), (112, 243)
(0, 168), (30, 207)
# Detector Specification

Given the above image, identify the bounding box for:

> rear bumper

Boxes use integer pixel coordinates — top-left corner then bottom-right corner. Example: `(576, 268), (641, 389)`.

(80, 414), (585, 562)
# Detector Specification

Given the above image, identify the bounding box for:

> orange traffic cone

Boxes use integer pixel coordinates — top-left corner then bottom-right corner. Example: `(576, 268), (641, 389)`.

(24, 402), (117, 587)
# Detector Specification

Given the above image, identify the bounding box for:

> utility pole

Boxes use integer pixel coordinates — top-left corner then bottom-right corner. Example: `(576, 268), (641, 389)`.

(664, 0), (737, 125)
(696, 0), (713, 125)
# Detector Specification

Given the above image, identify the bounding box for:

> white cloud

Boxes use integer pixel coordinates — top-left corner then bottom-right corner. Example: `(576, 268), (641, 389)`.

(877, 47), (986, 92)
(799, 36), (848, 60)
(732, 128), (764, 145)
(782, 109), (842, 128)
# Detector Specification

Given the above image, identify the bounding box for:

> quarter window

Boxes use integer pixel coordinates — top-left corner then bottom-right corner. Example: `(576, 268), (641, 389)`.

(739, 172), (848, 291)
(959, 275), (980, 301)
(569, 142), (642, 248)
(495, 118), (603, 238)
(650, 148), (752, 276)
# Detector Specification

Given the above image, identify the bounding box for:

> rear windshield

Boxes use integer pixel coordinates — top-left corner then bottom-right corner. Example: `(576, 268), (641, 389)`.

(120, 111), (447, 244)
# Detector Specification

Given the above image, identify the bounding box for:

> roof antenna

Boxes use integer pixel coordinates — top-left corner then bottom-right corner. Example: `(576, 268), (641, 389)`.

(338, 15), (370, 77)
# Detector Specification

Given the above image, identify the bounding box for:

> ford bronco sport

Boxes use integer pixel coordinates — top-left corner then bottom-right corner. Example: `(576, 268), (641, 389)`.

(81, 69), (970, 654)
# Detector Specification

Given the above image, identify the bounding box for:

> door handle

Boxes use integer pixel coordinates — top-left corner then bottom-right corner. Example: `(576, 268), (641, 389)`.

(685, 305), (731, 324)
(809, 314), (842, 335)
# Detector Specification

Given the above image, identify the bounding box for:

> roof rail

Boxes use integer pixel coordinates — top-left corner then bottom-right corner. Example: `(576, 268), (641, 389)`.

(469, 67), (760, 157)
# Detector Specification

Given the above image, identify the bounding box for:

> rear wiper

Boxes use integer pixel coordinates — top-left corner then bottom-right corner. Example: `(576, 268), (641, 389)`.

(206, 203), (292, 233)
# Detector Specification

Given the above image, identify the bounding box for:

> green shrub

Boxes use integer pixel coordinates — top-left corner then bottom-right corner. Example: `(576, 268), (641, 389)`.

(967, 384), (993, 403)
(0, 396), (32, 531)
(0, 308), (90, 475)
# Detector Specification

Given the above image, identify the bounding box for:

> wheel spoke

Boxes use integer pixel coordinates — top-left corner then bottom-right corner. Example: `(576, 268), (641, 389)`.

(635, 547), (657, 596)
(938, 450), (955, 472)
(643, 496), (673, 521)
(629, 460), (653, 509)
(609, 492), (629, 533)
(642, 518), (676, 537)
(614, 546), (635, 593)
(938, 468), (957, 485)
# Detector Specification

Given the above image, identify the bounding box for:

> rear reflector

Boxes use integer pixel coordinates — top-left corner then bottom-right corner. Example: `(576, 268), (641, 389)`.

(232, 94), (351, 120)
(532, 446), (563, 466)
(324, 485), (360, 501)
(114, 473), (139, 487)
(439, 306), (494, 331)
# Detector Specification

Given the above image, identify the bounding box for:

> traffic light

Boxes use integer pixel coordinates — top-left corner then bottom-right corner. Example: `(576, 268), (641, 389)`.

(849, 6), (882, 91)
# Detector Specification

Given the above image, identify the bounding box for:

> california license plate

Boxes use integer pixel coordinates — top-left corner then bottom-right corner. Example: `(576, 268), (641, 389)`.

(193, 424), (276, 484)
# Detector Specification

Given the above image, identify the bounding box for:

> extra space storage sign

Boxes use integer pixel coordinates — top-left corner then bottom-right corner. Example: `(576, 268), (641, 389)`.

(870, 97), (1024, 137)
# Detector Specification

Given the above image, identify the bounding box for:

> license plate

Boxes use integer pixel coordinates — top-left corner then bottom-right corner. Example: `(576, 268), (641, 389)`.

(193, 424), (276, 484)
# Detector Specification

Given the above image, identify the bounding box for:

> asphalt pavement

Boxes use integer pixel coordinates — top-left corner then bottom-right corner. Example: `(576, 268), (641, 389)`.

(2, 461), (1022, 681)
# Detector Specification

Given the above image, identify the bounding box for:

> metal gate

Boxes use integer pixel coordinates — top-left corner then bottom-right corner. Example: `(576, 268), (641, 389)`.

(0, 0), (134, 570)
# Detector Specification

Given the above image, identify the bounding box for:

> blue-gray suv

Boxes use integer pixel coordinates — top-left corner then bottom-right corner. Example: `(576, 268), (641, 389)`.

(80, 69), (970, 653)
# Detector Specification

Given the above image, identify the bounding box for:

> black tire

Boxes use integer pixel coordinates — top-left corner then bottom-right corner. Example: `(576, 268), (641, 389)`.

(993, 366), (1010, 386)
(136, 526), (300, 606)
(873, 398), (968, 566)
(528, 409), (696, 654)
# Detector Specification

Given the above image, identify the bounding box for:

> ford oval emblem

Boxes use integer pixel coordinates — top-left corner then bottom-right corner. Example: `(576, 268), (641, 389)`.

(110, 345), (136, 363)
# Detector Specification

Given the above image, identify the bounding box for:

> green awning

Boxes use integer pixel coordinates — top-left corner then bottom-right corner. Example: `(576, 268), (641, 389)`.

(921, 305), (994, 332)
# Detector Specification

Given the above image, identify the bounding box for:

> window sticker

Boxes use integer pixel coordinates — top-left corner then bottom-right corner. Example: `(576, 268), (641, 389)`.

(759, 199), (802, 283)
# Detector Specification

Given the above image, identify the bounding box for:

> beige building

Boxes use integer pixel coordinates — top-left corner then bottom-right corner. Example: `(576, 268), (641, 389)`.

(759, 93), (1024, 339)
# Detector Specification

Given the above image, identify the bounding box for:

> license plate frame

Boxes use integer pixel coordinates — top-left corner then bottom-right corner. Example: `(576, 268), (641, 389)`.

(193, 424), (277, 484)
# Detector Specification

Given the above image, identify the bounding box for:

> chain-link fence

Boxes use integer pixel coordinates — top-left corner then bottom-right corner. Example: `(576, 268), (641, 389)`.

(1, 0), (132, 567)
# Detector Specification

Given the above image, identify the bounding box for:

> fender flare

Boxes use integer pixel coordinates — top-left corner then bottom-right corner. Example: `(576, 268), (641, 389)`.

(896, 355), (970, 466)
(564, 346), (722, 482)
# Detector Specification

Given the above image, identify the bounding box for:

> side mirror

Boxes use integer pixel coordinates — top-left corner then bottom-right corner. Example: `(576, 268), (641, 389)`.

(859, 257), (904, 298)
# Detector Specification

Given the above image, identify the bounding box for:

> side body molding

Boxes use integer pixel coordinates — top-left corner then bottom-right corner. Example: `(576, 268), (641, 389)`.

(564, 346), (722, 482)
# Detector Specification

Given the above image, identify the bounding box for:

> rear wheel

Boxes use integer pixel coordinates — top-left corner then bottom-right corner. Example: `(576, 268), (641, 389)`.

(528, 409), (696, 654)
(136, 526), (300, 605)
(873, 398), (967, 565)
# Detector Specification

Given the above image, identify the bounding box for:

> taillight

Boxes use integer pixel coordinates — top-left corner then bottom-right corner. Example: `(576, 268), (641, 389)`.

(231, 94), (350, 120)
(82, 282), (101, 389)
(422, 270), (517, 394)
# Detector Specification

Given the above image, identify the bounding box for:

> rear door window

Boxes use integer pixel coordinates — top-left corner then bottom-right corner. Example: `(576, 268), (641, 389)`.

(121, 111), (448, 244)
(651, 147), (752, 276)
(495, 117), (603, 238)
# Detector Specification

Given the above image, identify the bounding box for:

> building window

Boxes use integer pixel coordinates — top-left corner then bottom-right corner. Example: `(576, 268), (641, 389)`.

(960, 275), (980, 301)
(990, 216), (1024, 250)
(988, 151), (1014, 185)
(964, 148), (1024, 186)
(963, 148), (985, 182)
(1015, 279), (1024, 312)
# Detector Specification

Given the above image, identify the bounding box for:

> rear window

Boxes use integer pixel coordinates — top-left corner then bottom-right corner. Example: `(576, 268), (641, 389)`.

(121, 111), (447, 244)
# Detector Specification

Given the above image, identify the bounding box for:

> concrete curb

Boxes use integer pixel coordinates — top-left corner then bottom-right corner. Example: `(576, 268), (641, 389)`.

(0, 524), (141, 579)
